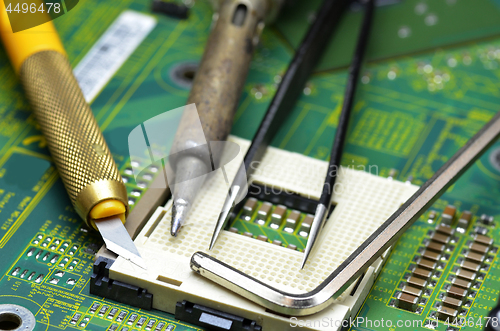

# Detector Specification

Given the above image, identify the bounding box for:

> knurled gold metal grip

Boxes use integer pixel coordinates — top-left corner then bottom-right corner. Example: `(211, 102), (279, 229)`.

(19, 50), (129, 226)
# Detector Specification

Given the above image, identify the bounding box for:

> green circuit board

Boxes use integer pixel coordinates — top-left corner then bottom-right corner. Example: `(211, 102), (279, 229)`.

(2, 0), (500, 330)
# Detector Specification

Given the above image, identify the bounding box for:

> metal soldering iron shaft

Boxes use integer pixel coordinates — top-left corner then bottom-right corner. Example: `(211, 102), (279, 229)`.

(301, 0), (375, 269)
(170, 0), (275, 237)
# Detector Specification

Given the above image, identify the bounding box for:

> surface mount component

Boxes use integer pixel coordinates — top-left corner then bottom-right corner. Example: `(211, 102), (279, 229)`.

(412, 267), (432, 280)
(436, 224), (454, 236)
(256, 235), (268, 242)
(256, 202), (273, 224)
(465, 250), (485, 263)
(457, 211), (472, 231)
(401, 284), (422, 297)
(475, 226), (489, 235)
(474, 234), (493, 246)
(396, 292), (419, 312)
(426, 241), (445, 252)
(389, 205), (489, 319)
(480, 214), (495, 226)
(270, 205), (286, 228)
(442, 296), (462, 309)
(407, 276), (427, 289)
(70, 313), (81, 325)
(441, 205), (457, 226)
(242, 198), (258, 218)
(437, 306), (458, 321)
(421, 249), (441, 261)
(300, 215), (314, 236)
(417, 257), (437, 270)
(469, 242), (489, 254)
(447, 285), (467, 299)
(431, 232), (450, 245)
(460, 260), (480, 272)
(451, 277), (471, 289)
(456, 268), (476, 281)
(285, 211), (300, 232)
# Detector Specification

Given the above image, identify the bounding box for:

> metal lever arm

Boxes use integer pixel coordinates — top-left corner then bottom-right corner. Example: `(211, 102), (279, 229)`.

(192, 110), (500, 316)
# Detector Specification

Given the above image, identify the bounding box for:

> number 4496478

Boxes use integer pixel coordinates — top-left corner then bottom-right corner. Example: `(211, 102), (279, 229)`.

(6, 2), (61, 14)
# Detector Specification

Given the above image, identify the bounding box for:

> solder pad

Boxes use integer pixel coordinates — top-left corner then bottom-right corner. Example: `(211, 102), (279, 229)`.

(110, 136), (418, 330)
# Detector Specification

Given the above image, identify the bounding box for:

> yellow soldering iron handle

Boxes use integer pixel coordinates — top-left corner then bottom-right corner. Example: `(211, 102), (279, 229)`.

(0, 1), (129, 228)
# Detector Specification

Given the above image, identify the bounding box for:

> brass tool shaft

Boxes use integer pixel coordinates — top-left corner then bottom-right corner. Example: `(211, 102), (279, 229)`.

(20, 51), (129, 225)
(20, 52), (146, 269)
(0, 9), (145, 268)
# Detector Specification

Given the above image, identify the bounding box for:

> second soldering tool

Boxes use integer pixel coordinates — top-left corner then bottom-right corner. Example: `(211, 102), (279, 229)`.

(169, 0), (283, 237)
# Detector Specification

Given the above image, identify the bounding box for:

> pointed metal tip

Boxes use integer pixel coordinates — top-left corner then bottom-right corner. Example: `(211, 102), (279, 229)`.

(208, 233), (218, 251)
(209, 211), (228, 250)
(209, 186), (242, 250)
(170, 221), (180, 237)
(299, 204), (328, 270)
(95, 216), (147, 270)
(208, 222), (220, 250)
(300, 245), (312, 269)
(208, 201), (233, 250)
(171, 200), (188, 237)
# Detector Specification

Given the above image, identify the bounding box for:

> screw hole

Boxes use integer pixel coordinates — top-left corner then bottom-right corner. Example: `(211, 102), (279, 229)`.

(182, 69), (195, 81)
(0, 312), (22, 330)
(169, 62), (199, 89)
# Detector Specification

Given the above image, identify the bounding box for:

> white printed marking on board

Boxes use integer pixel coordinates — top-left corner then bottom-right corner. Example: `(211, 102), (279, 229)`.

(74, 10), (157, 102)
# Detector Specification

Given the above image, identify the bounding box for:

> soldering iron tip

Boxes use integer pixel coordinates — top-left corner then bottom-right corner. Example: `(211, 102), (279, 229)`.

(170, 214), (182, 237)
(170, 223), (180, 237)
(171, 200), (188, 237)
